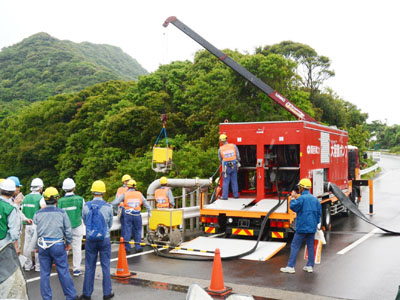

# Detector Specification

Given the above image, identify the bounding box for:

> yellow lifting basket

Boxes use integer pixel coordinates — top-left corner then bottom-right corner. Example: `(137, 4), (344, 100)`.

(153, 147), (173, 164)
(152, 114), (173, 173)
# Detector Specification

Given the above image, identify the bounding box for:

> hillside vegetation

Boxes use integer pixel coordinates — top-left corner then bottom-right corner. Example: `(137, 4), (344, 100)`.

(0, 41), (371, 200)
(0, 32), (147, 106)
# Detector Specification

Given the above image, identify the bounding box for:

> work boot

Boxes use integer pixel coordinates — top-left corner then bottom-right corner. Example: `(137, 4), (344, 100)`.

(280, 266), (295, 273)
(78, 295), (91, 300)
(303, 266), (313, 273)
(103, 292), (114, 299)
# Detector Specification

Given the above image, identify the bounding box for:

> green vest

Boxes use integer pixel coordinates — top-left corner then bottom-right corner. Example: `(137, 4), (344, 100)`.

(58, 195), (84, 228)
(0, 200), (15, 240)
(22, 193), (42, 224)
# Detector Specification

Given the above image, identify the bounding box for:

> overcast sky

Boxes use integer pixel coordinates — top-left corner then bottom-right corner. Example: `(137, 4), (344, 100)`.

(1, 0), (399, 125)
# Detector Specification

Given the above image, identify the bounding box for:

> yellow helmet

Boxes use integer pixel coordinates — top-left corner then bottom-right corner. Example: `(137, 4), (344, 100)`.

(0, 178), (5, 183)
(91, 180), (106, 193)
(121, 174), (132, 182)
(219, 134), (227, 142)
(160, 177), (168, 185)
(298, 178), (312, 189)
(43, 187), (59, 203)
(127, 179), (137, 188)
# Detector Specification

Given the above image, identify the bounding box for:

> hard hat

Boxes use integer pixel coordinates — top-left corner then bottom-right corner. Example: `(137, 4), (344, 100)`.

(91, 180), (106, 193)
(0, 179), (16, 192)
(127, 179), (137, 188)
(219, 134), (227, 142)
(7, 176), (22, 187)
(62, 178), (75, 191)
(31, 178), (44, 188)
(121, 174), (132, 182)
(43, 187), (59, 204)
(298, 178), (312, 189)
(159, 177), (168, 185)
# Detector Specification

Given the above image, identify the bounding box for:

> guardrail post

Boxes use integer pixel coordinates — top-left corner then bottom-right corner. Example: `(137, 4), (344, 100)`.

(369, 179), (374, 215)
(190, 190), (195, 231)
(182, 187), (186, 233)
(196, 189), (199, 230)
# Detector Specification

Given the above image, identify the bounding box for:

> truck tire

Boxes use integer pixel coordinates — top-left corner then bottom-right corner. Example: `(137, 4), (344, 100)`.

(322, 203), (331, 231)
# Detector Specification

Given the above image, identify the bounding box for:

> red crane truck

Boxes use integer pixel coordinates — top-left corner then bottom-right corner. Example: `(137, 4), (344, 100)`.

(164, 16), (366, 241)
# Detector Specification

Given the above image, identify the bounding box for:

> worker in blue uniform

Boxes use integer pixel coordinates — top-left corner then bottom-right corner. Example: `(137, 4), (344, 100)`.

(33, 187), (78, 300)
(280, 178), (322, 274)
(218, 134), (241, 199)
(79, 180), (114, 300)
(112, 179), (151, 254)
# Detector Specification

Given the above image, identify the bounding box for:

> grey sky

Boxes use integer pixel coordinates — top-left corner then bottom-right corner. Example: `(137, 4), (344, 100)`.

(1, 0), (399, 125)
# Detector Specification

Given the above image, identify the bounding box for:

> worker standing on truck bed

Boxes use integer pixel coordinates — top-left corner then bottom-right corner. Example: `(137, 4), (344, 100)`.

(280, 178), (321, 274)
(218, 134), (241, 199)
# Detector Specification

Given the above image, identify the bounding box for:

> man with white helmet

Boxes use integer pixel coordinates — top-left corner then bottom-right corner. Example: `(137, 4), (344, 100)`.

(0, 179), (20, 253)
(22, 177), (44, 271)
(58, 178), (85, 277)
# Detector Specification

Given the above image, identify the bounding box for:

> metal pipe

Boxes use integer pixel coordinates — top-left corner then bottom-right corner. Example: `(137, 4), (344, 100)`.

(146, 178), (212, 200)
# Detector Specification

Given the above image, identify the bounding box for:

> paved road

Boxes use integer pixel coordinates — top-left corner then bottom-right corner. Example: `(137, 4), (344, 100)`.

(25, 154), (400, 299)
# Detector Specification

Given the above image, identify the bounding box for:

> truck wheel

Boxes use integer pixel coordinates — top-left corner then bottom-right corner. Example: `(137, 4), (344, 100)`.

(322, 203), (331, 231)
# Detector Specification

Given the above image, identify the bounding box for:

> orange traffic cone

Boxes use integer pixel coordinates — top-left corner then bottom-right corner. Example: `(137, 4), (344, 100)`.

(111, 237), (136, 279)
(205, 248), (232, 297)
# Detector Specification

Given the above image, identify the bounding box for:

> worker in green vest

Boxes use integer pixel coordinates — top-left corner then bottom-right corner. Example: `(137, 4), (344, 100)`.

(22, 177), (44, 272)
(58, 178), (85, 277)
(0, 179), (20, 252)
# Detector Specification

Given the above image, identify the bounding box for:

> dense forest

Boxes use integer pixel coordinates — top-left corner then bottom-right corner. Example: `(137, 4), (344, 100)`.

(0, 33), (147, 119)
(0, 37), (383, 200)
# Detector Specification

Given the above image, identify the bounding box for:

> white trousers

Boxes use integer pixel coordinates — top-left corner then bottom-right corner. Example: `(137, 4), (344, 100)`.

(69, 224), (84, 271)
(23, 225), (39, 270)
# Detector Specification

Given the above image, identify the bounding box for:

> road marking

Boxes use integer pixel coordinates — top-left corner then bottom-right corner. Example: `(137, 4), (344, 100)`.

(337, 228), (380, 255)
(26, 248), (162, 283)
(26, 272), (57, 283)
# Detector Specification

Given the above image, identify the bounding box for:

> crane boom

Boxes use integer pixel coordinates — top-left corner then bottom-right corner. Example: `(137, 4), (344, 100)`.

(163, 16), (316, 123)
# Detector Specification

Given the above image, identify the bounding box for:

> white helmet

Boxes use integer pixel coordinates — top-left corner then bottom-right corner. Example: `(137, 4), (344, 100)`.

(62, 178), (76, 191)
(30, 178), (44, 191)
(0, 179), (16, 192)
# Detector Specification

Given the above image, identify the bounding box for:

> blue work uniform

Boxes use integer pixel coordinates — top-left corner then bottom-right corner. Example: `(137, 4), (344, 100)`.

(0, 195), (19, 249)
(112, 189), (151, 252)
(218, 142), (241, 199)
(114, 185), (128, 237)
(81, 197), (113, 298)
(33, 205), (77, 300)
(288, 189), (322, 268)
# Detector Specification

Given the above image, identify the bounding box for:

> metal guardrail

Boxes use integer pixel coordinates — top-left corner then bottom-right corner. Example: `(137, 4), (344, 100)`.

(360, 164), (379, 176)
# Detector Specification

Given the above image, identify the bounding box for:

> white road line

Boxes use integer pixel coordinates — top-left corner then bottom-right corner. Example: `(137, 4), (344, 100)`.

(26, 248), (161, 283)
(337, 228), (380, 255)
(26, 272), (57, 283)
